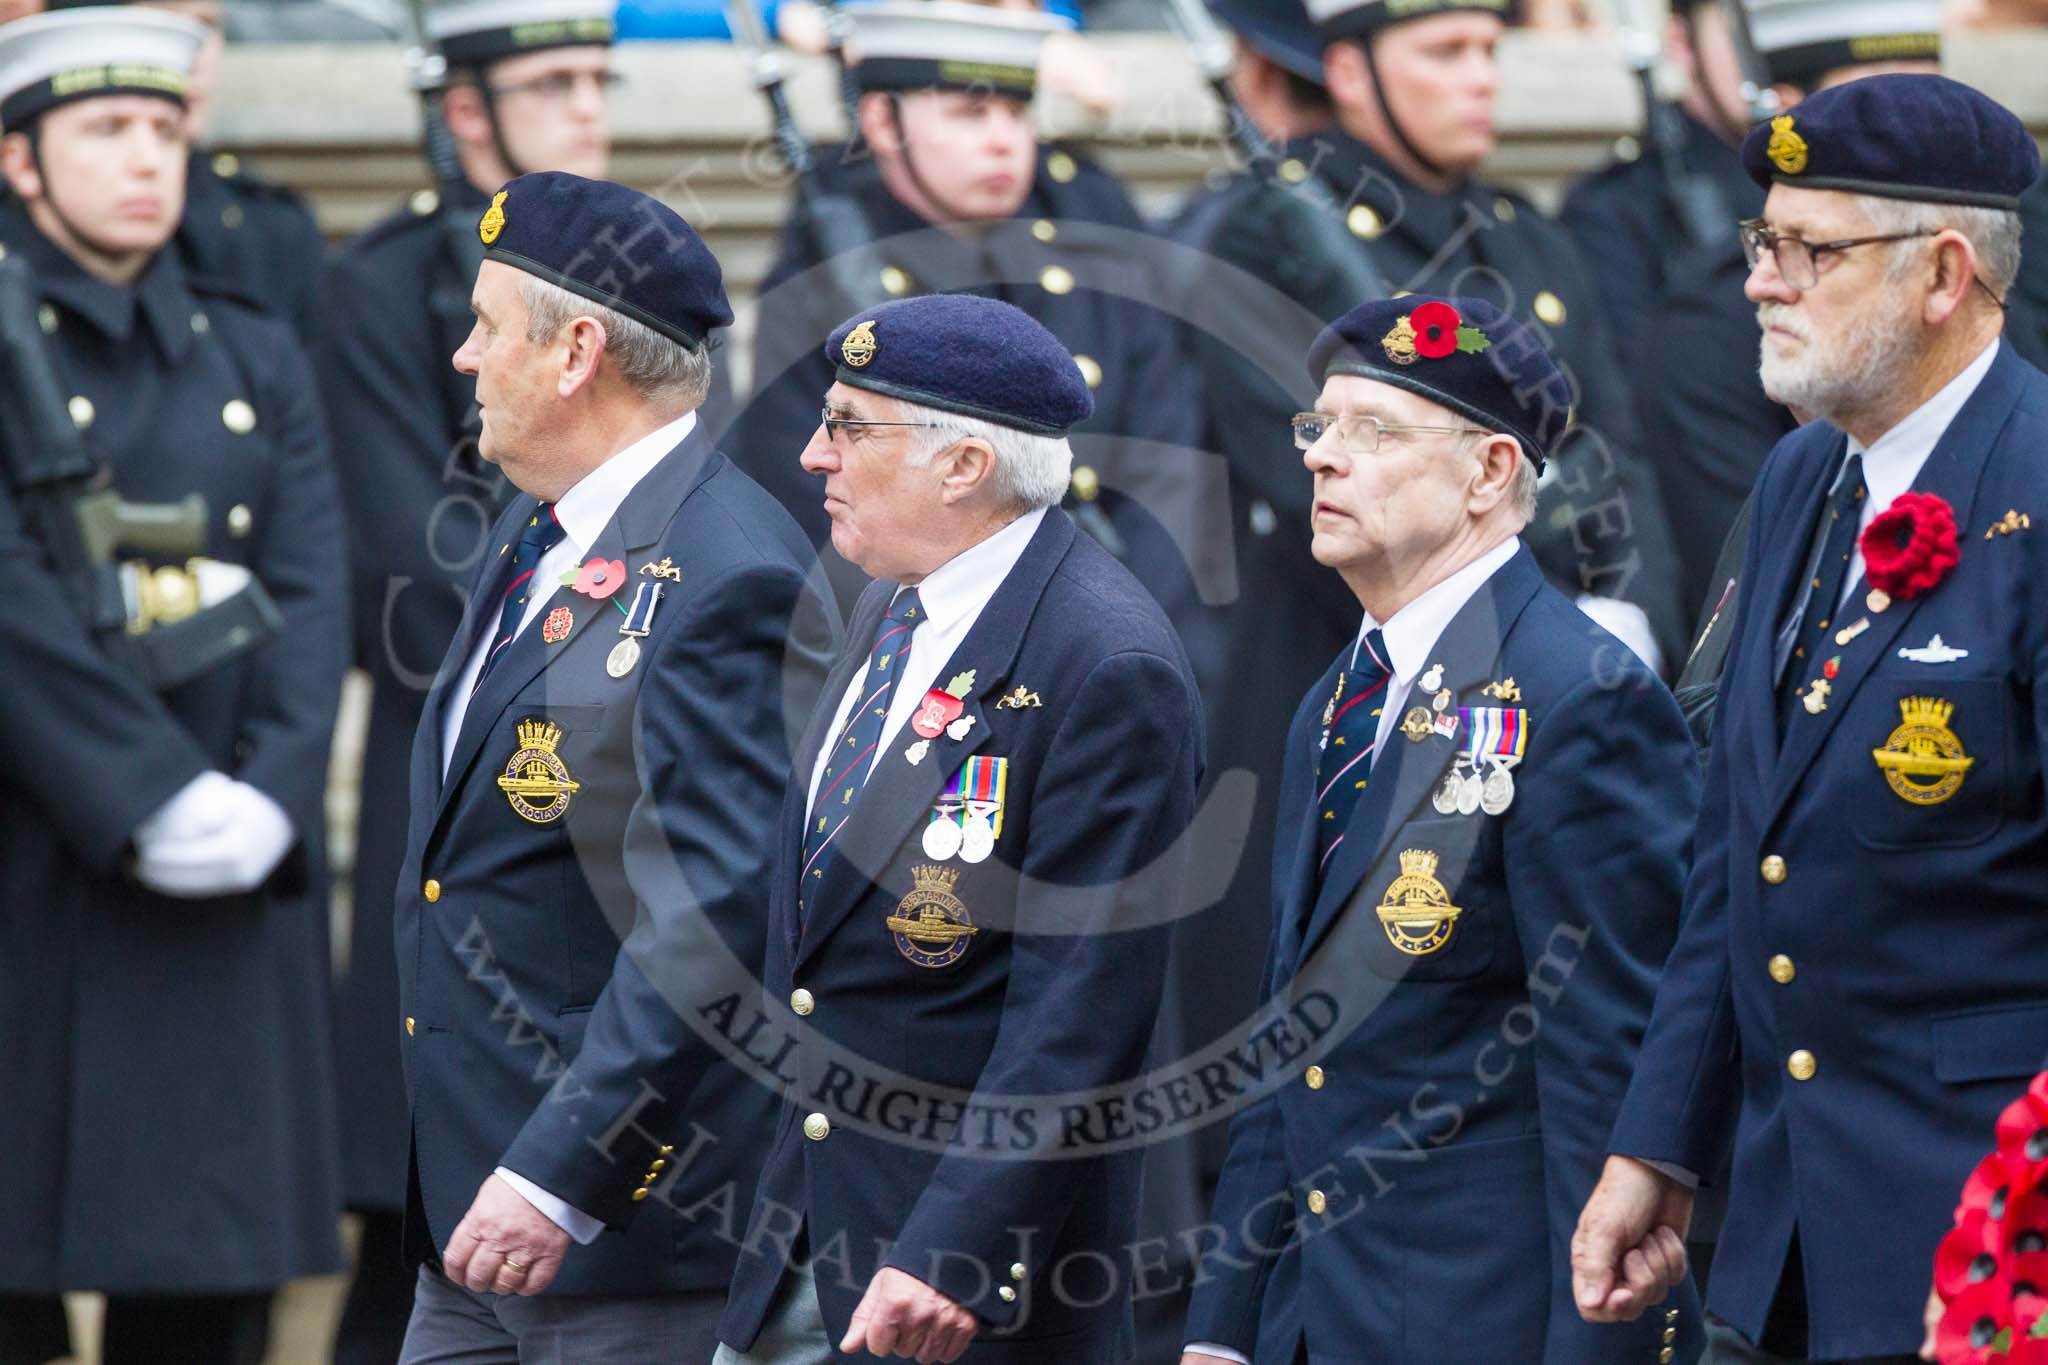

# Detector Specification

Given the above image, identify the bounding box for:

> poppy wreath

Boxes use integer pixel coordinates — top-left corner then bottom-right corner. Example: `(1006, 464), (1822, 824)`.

(1932, 1071), (2048, 1363)
(1861, 491), (1960, 600)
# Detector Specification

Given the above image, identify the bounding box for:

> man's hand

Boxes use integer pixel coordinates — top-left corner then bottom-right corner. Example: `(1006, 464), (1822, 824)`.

(1180, 1354), (1241, 1364)
(1572, 1154), (1696, 1321)
(840, 1266), (979, 1362)
(442, 1173), (572, 1297)
(1921, 1283), (1944, 1360)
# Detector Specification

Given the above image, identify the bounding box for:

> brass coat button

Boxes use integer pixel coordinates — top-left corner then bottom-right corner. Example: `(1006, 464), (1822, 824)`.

(1074, 354), (1102, 389)
(804, 1112), (831, 1141)
(1010, 1263), (1026, 1281)
(424, 879), (441, 902)
(880, 265), (911, 296)
(1305, 1065), (1325, 1090)
(1070, 466), (1100, 502)
(1761, 854), (1787, 884)
(1306, 1189), (1327, 1215)
(212, 151), (240, 178)
(1493, 195), (1517, 222)
(1031, 218), (1056, 242)
(227, 504), (253, 538)
(1768, 954), (1795, 984)
(1533, 290), (1567, 326)
(68, 395), (94, 430)
(405, 1017), (415, 1036)
(1347, 205), (1383, 240)
(1278, 158), (1308, 184)
(791, 988), (815, 1016)
(223, 399), (256, 434)
(1788, 1049), (1817, 1081)
(411, 188), (441, 216)
(1046, 151), (1077, 183)
(190, 311), (210, 334)
(998, 1286), (1016, 1303)
(1039, 265), (1075, 296)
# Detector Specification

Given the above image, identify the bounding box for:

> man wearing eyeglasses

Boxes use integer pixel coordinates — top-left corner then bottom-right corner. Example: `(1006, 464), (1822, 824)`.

(309, 4), (625, 1360)
(1181, 294), (1703, 1365)
(1573, 75), (2048, 1364)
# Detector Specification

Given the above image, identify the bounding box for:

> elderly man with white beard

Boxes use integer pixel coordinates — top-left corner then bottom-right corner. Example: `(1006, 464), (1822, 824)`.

(1569, 74), (2048, 1364)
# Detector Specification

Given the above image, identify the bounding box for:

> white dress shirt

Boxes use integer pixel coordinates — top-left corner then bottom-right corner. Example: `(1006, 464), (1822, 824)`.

(1837, 336), (1998, 608)
(804, 507), (1047, 813)
(1185, 537), (1520, 1365)
(441, 411), (695, 777)
(435, 409), (694, 1246)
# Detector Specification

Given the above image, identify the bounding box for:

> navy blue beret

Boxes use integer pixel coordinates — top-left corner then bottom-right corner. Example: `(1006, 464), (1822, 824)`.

(1208, 0), (1323, 83)
(1308, 295), (1570, 469)
(825, 295), (1094, 437)
(1741, 74), (2040, 211)
(479, 171), (732, 347)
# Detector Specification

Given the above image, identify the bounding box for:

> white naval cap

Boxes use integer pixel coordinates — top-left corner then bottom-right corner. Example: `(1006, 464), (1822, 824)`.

(1740, 0), (1940, 85)
(0, 6), (204, 131)
(843, 1), (1071, 98)
(425, 0), (615, 69)
(1303, 0), (1510, 42)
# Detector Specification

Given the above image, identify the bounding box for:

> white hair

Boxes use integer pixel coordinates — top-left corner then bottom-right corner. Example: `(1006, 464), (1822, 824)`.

(1507, 448), (1539, 525)
(517, 274), (713, 410)
(1856, 193), (2023, 296)
(895, 399), (1074, 512)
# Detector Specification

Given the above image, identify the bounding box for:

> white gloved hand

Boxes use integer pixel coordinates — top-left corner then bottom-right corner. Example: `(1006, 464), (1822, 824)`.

(1575, 594), (1665, 678)
(133, 769), (239, 846)
(133, 779), (295, 898)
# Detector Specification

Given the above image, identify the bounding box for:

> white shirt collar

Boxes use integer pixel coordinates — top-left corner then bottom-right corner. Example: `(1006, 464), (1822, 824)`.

(1353, 536), (1520, 684)
(901, 506), (1047, 632)
(1850, 337), (1999, 510)
(549, 410), (697, 553)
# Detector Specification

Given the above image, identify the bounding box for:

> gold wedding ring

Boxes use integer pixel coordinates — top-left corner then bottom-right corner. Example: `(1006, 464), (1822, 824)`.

(502, 1257), (529, 1276)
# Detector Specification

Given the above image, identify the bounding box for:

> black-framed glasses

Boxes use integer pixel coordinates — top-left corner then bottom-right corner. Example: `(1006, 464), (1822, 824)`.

(1291, 412), (1488, 453)
(487, 70), (625, 102)
(1738, 218), (1933, 290)
(820, 407), (948, 441)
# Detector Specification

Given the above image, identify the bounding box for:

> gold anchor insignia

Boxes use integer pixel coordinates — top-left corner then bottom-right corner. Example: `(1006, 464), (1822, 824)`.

(497, 719), (582, 824)
(1985, 509), (2032, 539)
(841, 319), (879, 368)
(1481, 677), (1522, 702)
(1376, 849), (1463, 957)
(1872, 695), (1975, 805)
(997, 686), (1043, 710)
(885, 864), (978, 968)
(1767, 116), (1808, 175)
(639, 557), (682, 581)
(478, 190), (509, 246)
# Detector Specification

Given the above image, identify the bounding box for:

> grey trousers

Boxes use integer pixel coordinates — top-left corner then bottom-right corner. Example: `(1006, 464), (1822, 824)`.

(711, 1265), (834, 1365)
(1703, 1317), (1920, 1365)
(397, 1265), (726, 1365)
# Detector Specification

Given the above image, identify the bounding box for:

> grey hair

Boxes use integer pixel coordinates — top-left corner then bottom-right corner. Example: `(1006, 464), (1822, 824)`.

(1508, 449), (1540, 524)
(1857, 193), (2023, 297)
(517, 274), (713, 410)
(896, 399), (1074, 512)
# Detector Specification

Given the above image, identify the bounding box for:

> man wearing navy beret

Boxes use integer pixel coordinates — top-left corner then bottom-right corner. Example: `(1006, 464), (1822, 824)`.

(715, 293), (1203, 1365)
(1181, 295), (1704, 1365)
(392, 170), (836, 1361)
(1573, 75), (2048, 1364)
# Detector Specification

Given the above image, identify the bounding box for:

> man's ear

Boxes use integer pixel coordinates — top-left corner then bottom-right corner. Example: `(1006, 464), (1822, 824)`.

(442, 82), (493, 152)
(1924, 229), (1983, 327)
(1466, 433), (1521, 514)
(936, 436), (997, 505)
(557, 315), (607, 399)
(857, 92), (901, 158)
(1, 130), (41, 201)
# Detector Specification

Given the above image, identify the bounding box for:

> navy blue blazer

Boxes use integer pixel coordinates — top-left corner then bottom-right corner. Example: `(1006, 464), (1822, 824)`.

(1612, 340), (2048, 1359)
(718, 509), (1204, 1364)
(394, 428), (838, 1296)
(1185, 545), (1705, 1364)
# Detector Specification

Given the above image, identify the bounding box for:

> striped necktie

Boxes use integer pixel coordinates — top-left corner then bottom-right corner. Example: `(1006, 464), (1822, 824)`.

(474, 503), (567, 691)
(798, 588), (925, 919)
(1315, 628), (1392, 881)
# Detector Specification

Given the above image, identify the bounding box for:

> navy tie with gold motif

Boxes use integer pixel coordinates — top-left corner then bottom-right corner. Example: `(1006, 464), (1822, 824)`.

(1315, 628), (1392, 883)
(1775, 451), (1865, 730)
(474, 502), (567, 691)
(798, 588), (925, 919)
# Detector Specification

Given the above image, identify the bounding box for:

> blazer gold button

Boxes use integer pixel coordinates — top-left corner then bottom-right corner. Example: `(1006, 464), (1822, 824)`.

(1306, 1189), (1327, 1215)
(1769, 954), (1795, 984)
(804, 1113), (831, 1141)
(631, 1187), (650, 1201)
(1278, 158), (1308, 183)
(1760, 854), (1787, 884)
(1046, 151), (1077, 183)
(1305, 1065), (1325, 1090)
(212, 151), (239, 178)
(791, 988), (815, 1016)
(405, 1017), (415, 1036)
(998, 1286), (1016, 1303)
(1010, 1263), (1026, 1281)
(1493, 195), (1516, 222)
(1070, 465), (1100, 502)
(880, 265), (911, 296)
(1788, 1049), (1817, 1081)
(411, 188), (441, 216)
(1533, 290), (1567, 326)
(423, 879), (441, 902)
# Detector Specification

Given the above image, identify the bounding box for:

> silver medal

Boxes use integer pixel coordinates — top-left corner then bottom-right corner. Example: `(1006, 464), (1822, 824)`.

(1432, 767), (1462, 815)
(1480, 762), (1516, 816)
(606, 636), (641, 678)
(922, 815), (963, 861)
(1456, 769), (1483, 816)
(960, 815), (996, 864)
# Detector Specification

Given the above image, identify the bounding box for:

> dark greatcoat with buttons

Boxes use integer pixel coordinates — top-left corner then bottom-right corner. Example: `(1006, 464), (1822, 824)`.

(718, 510), (1203, 1364)
(176, 149), (326, 337)
(314, 182), (744, 1215)
(1612, 341), (2048, 1359)
(395, 427), (838, 1294)
(725, 147), (1226, 694)
(1184, 544), (1706, 1364)
(0, 201), (349, 1293)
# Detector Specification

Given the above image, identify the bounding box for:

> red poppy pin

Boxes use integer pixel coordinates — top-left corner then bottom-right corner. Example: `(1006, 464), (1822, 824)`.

(563, 557), (628, 601)
(1860, 491), (1959, 600)
(1382, 301), (1491, 367)
(910, 670), (978, 740)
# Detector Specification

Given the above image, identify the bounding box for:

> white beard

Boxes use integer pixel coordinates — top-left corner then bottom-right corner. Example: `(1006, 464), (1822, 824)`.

(1757, 298), (1922, 425)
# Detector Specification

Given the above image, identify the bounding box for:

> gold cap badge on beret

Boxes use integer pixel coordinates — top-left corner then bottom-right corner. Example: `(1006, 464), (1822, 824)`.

(479, 189), (508, 246)
(842, 319), (879, 368)
(1381, 301), (1490, 367)
(1768, 116), (1809, 175)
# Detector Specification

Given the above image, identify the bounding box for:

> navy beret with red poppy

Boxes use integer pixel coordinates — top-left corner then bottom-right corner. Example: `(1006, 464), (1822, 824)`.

(1307, 294), (1571, 469)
